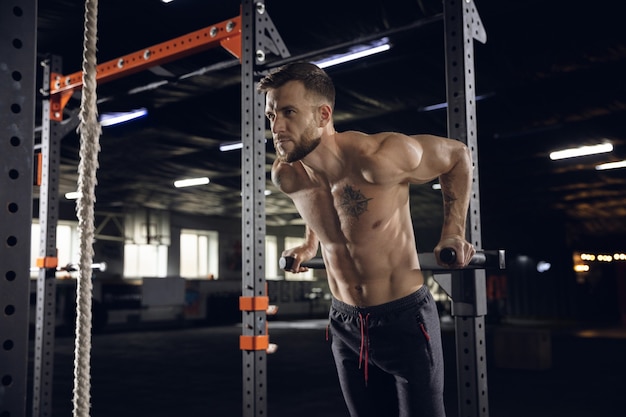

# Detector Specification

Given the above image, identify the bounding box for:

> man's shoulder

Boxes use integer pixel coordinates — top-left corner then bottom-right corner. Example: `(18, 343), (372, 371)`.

(271, 160), (311, 194)
(337, 131), (398, 153)
(271, 159), (297, 190)
(337, 130), (398, 141)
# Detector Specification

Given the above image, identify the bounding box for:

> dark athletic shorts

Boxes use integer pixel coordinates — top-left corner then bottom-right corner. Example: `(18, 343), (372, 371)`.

(329, 285), (446, 417)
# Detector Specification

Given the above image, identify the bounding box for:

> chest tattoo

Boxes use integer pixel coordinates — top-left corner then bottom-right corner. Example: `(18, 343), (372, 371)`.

(339, 185), (372, 219)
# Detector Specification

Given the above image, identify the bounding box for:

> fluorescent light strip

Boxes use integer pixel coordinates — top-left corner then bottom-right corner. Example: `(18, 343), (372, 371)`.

(220, 142), (243, 152)
(65, 191), (81, 200)
(313, 39), (391, 69)
(220, 139), (267, 152)
(99, 108), (148, 127)
(174, 177), (210, 188)
(595, 160), (626, 171)
(419, 94), (491, 112)
(549, 143), (613, 160)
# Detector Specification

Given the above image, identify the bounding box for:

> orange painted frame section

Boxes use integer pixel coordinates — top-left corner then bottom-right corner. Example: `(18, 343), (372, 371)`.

(239, 296), (270, 312)
(36, 256), (58, 269)
(239, 335), (269, 351)
(34, 152), (42, 186)
(48, 15), (242, 121)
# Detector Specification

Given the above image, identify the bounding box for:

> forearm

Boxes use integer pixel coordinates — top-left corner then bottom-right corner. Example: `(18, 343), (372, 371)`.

(281, 225), (319, 272)
(439, 144), (473, 239)
(302, 225), (320, 257)
(282, 225), (319, 258)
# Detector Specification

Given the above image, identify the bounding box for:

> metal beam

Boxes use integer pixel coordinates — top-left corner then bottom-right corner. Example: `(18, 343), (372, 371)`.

(240, 2), (269, 416)
(0, 1), (37, 416)
(48, 15), (243, 121)
(443, 1), (489, 417)
(32, 55), (63, 417)
(240, 2), (290, 416)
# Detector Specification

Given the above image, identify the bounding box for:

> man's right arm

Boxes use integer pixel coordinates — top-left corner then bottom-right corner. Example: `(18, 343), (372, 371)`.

(281, 225), (319, 273)
(272, 160), (320, 272)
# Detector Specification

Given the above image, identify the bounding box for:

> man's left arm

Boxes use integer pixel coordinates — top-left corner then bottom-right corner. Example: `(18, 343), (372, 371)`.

(434, 140), (475, 267)
(403, 134), (476, 267)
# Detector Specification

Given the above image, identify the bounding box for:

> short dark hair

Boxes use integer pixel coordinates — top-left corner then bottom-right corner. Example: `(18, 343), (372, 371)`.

(257, 62), (335, 109)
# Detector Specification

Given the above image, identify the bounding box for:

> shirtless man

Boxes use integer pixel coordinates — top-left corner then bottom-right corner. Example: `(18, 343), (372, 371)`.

(258, 62), (475, 417)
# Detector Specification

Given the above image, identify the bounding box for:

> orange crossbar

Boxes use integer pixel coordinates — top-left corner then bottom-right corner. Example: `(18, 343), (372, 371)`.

(48, 15), (242, 120)
(239, 296), (269, 311)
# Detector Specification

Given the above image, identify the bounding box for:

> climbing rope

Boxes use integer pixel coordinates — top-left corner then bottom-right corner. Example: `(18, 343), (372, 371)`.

(73, 0), (101, 416)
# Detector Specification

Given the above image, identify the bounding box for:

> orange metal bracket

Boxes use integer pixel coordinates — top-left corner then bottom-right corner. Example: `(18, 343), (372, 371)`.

(48, 15), (242, 121)
(36, 256), (58, 269)
(239, 296), (269, 311)
(240, 295), (272, 351)
(34, 152), (42, 186)
(239, 335), (269, 351)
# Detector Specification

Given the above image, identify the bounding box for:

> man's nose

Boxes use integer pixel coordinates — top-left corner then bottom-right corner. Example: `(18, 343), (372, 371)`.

(271, 116), (284, 134)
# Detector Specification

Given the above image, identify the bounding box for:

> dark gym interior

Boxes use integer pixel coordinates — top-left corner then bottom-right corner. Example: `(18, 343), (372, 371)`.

(2, 0), (626, 416)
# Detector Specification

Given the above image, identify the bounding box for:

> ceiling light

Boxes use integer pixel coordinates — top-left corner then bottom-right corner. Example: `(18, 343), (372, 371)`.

(99, 108), (148, 127)
(595, 159), (626, 171)
(220, 142), (243, 152)
(549, 143), (613, 160)
(174, 177), (210, 188)
(65, 191), (81, 200)
(220, 139), (267, 152)
(537, 261), (551, 273)
(312, 38), (391, 69)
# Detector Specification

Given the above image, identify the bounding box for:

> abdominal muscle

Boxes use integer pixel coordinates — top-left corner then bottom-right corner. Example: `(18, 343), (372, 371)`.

(287, 154), (426, 307)
(320, 233), (425, 307)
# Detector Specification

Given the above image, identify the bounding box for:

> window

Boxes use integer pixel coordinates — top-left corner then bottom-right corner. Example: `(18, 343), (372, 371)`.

(30, 221), (79, 277)
(284, 236), (314, 280)
(265, 235), (278, 279)
(124, 244), (168, 277)
(180, 229), (219, 279)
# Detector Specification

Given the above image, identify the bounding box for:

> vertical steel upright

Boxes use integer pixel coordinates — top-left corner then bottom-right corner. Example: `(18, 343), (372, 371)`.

(240, 2), (290, 415)
(0, 2), (37, 417)
(241, 1), (268, 416)
(32, 55), (65, 417)
(443, 1), (489, 417)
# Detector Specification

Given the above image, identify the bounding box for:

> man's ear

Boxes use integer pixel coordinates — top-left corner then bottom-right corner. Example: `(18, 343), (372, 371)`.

(318, 103), (332, 127)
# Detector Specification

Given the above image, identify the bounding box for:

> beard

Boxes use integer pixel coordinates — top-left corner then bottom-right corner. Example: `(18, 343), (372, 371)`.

(283, 135), (321, 163)
(277, 123), (321, 163)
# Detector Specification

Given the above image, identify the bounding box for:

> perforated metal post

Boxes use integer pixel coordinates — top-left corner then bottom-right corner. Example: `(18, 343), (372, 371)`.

(241, 1), (269, 416)
(0, 2), (37, 416)
(240, 2), (290, 415)
(31, 55), (67, 417)
(443, 1), (489, 417)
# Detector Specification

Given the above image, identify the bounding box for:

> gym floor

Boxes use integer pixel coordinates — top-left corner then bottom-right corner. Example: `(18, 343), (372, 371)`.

(29, 319), (626, 417)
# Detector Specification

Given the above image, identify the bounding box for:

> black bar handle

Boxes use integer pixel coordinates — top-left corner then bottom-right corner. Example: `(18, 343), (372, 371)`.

(439, 248), (457, 264)
(280, 249), (505, 272)
(279, 256), (326, 270)
(439, 248), (487, 266)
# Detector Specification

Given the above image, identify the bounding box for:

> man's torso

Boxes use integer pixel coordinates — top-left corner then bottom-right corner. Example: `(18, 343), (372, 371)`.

(278, 132), (426, 306)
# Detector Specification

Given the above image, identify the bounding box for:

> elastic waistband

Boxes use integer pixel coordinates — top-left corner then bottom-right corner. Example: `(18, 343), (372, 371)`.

(331, 285), (430, 318)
